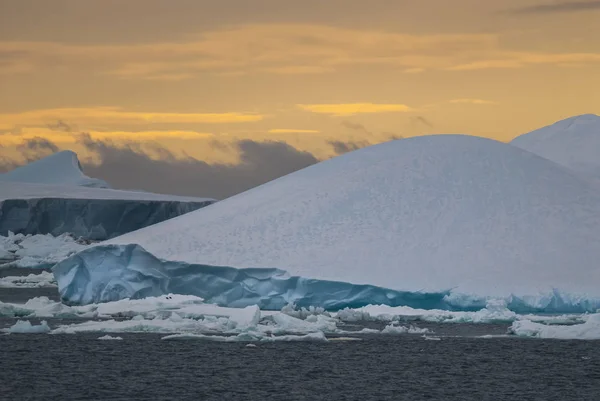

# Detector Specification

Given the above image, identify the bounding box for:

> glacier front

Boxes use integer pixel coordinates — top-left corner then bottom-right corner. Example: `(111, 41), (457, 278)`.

(54, 134), (600, 312)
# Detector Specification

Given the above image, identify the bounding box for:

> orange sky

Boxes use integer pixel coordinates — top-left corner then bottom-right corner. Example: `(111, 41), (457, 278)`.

(1, 0), (599, 165)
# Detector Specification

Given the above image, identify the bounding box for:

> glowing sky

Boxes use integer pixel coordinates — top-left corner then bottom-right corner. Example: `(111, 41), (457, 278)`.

(0, 0), (599, 196)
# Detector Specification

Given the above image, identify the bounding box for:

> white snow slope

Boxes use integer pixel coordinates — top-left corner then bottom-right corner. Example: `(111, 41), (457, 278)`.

(511, 114), (600, 179)
(0, 150), (110, 188)
(55, 134), (600, 312)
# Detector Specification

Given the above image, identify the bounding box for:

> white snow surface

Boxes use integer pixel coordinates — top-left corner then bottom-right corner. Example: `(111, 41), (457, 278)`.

(510, 114), (600, 179)
(0, 232), (87, 268)
(99, 134), (600, 302)
(0, 150), (110, 188)
(0, 180), (211, 202)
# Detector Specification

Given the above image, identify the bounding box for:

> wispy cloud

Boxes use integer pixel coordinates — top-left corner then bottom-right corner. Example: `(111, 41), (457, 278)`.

(410, 116), (434, 128)
(298, 103), (414, 116)
(450, 98), (498, 105)
(2, 24), (599, 79)
(507, 1), (600, 15)
(0, 129), (215, 146)
(0, 107), (264, 132)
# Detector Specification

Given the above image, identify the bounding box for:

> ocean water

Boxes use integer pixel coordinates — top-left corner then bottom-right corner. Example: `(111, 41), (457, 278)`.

(1, 331), (600, 401)
(1, 274), (600, 400)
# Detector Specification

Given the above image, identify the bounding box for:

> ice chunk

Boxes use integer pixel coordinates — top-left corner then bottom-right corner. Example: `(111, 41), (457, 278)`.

(0, 271), (56, 288)
(508, 313), (600, 340)
(335, 300), (546, 324)
(265, 313), (337, 334)
(50, 315), (234, 335)
(0, 232), (87, 269)
(3, 320), (51, 334)
(381, 322), (430, 334)
(56, 134), (600, 311)
(97, 335), (123, 340)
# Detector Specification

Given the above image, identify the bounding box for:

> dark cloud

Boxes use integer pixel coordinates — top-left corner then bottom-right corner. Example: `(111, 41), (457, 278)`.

(507, 1), (600, 15)
(16, 136), (60, 162)
(328, 140), (369, 155)
(79, 134), (318, 199)
(383, 132), (404, 140)
(334, 120), (404, 154)
(2, 132), (400, 198)
(341, 120), (370, 134)
(46, 120), (73, 132)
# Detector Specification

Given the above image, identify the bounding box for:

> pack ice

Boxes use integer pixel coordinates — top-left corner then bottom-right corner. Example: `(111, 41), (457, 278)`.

(511, 114), (600, 179)
(0, 151), (214, 240)
(54, 134), (600, 312)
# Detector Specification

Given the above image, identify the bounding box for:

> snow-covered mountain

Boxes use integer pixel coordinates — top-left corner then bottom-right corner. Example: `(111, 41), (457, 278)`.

(510, 114), (600, 179)
(0, 150), (110, 188)
(54, 134), (600, 312)
(0, 151), (215, 240)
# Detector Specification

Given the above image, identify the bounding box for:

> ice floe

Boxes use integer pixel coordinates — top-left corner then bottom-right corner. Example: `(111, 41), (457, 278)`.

(509, 313), (600, 340)
(0, 232), (87, 269)
(0, 271), (56, 288)
(97, 335), (124, 341)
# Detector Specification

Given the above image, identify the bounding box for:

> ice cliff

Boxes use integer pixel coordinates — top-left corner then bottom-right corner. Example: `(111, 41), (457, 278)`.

(0, 192), (212, 240)
(54, 134), (600, 312)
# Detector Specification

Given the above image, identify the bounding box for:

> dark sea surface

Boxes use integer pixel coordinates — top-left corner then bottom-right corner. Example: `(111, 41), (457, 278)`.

(1, 324), (599, 401)
(1, 273), (600, 400)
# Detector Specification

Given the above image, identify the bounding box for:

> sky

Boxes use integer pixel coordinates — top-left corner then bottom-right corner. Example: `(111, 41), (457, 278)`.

(1, 0), (599, 198)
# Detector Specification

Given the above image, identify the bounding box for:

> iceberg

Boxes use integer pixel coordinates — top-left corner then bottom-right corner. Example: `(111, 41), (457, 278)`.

(54, 134), (600, 312)
(511, 114), (600, 179)
(0, 150), (110, 188)
(0, 150), (215, 239)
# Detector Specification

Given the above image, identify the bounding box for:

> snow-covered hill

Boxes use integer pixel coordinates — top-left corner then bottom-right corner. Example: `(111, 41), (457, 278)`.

(0, 150), (110, 188)
(510, 114), (600, 179)
(54, 134), (600, 312)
